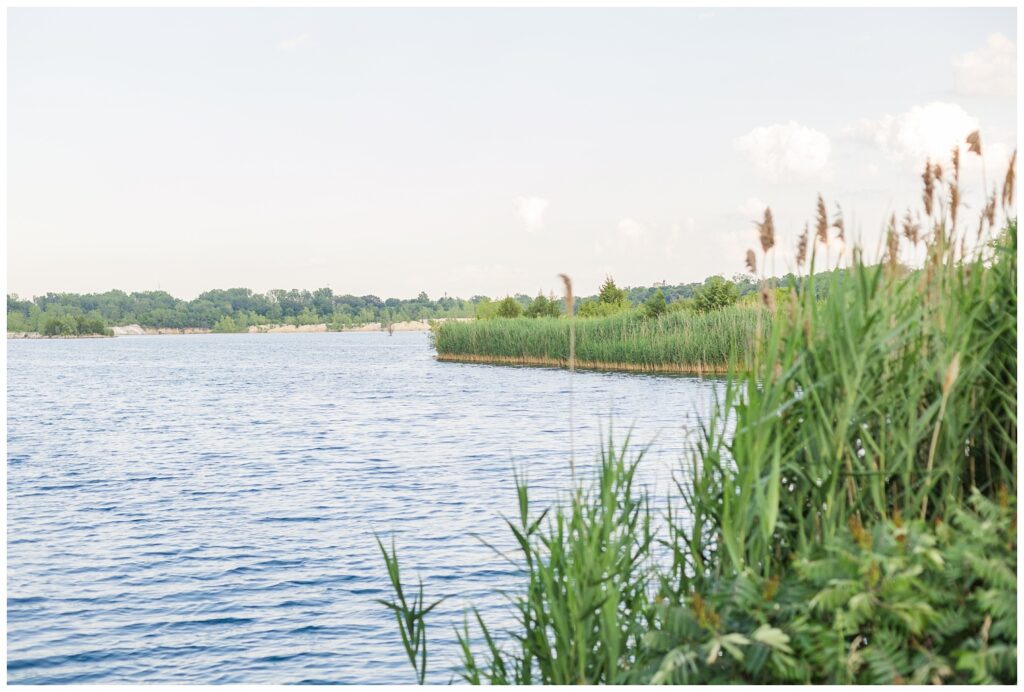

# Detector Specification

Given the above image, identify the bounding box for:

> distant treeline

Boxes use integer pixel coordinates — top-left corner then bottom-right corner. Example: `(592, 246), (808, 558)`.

(5, 270), (839, 334)
(6, 288), (480, 333)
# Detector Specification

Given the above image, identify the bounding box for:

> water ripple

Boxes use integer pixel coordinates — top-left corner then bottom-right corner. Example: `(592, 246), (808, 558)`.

(7, 332), (722, 683)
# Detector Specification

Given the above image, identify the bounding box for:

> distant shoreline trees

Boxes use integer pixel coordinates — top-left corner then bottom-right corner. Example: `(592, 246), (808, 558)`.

(7, 269), (834, 332)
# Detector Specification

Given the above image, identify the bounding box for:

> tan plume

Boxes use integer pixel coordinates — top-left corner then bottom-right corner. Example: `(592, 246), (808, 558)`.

(966, 130), (982, 156)
(796, 224), (808, 266)
(815, 195), (828, 244)
(757, 207), (776, 253)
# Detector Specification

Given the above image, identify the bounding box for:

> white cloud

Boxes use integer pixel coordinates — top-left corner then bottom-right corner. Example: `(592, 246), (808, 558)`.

(515, 196), (549, 234)
(278, 34), (315, 51)
(953, 33), (1016, 99)
(851, 101), (979, 164)
(734, 121), (831, 182)
(737, 197), (767, 219)
(617, 217), (647, 242)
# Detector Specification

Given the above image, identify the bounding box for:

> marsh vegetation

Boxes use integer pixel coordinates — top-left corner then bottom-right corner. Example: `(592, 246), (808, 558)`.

(381, 135), (1018, 684)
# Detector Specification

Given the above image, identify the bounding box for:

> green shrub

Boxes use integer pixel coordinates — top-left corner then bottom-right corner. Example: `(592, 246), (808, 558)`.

(41, 313), (77, 336)
(641, 289), (667, 318)
(577, 298), (631, 318)
(693, 276), (739, 312)
(213, 315), (246, 333)
(525, 293), (561, 318)
(636, 491), (1016, 684)
(495, 296), (524, 318)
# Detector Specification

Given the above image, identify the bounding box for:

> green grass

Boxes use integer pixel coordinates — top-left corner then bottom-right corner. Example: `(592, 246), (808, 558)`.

(431, 305), (767, 373)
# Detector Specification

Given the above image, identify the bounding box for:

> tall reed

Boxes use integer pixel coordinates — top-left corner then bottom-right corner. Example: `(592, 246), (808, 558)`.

(676, 145), (1016, 589)
(378, 137), (1017, 685)
(433, 305), (766, 374)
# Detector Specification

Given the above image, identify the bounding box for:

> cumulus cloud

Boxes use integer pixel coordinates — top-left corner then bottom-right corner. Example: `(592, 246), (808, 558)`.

(953, 33), (1016, 99)
(278, 33), (315, 51)
(617, 217), (647, 242)
(850, 101), (979, 164)
(515, 196), (549, 234)
(734, 121), (831, 182)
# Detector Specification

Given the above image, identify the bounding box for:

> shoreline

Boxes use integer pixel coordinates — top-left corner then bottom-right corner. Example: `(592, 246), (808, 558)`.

(7, 332), (114, 339)
(8, 318), (471, 339)
(434, 352), (732, 375)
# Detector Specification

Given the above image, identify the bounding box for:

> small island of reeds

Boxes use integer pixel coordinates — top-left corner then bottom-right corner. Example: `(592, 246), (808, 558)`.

(431, 305), (767, 374)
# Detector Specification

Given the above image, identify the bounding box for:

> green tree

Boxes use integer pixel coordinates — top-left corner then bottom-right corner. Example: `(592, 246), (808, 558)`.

(213, 315), (242, 333)
(296, 307), (320, 325)
(641, 289), (667, 318)
(668, 297), (695, 313)
(578, 276), (632, 318)
(578, 299), (630, 318)
(7, 310), (30, 332)
(526, 293), (560, 318)
(598, 276), (628, 305)
(495, 296), (524, 318)
(475, 298), (498, 320)
(693, 276), (739, 312)
(40, 313), (76, 336)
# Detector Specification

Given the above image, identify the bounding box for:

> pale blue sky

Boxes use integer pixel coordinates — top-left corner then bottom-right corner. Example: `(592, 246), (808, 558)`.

(8, 8), (1017, 299)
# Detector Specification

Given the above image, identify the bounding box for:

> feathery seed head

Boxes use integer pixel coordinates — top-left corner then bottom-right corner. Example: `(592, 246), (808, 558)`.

(1003, 150), (1016, 209)
(757, 207), (776, 253)
(966, 130), (982, 156)
(815, 195), (828, 244)
(796, 224), (809, 266)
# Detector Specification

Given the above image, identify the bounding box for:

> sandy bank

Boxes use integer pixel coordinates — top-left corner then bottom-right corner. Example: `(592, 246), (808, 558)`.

(248, 323), (328, 333)
(111, 325), (211, 336)
(8, 332), (113, 339)
(103, 317), (474, 336)
(344, 318), (473, 333)
(435, 352), (730, 375)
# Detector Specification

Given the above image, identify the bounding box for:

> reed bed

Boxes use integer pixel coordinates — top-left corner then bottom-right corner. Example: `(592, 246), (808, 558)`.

(432, 306), (766, 374)
(380, 136), (1017, 684)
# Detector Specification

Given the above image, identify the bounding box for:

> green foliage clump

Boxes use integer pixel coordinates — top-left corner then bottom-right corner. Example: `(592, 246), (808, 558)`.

(598, 275), (629, 305)
(577, 276), (632, 318)
(458, 443), (653, 685)
(495, 296), (524, 318)
(37, 310), (111, 336)
(636, 491), (1016, 684)
(693, 276), (739, 312)
(641, 289), (667, 318)
(576, 299), (630, 318)
(213, 315), (246, 333)
(525, 293), (561, 318)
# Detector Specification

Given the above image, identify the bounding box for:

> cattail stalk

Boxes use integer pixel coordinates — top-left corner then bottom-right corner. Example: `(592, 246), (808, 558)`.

(558, 273), (576, 482)
(1003, 150), (1016, 213)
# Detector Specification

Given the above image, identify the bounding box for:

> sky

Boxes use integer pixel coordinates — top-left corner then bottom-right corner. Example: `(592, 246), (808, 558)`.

(7, 7), (1018, 300)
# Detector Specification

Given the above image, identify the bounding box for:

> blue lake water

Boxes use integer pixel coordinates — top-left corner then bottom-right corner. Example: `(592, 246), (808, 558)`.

(7, 332), (724, 684)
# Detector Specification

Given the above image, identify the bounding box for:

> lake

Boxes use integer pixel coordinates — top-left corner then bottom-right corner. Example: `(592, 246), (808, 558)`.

(7, 332), (724, 684)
